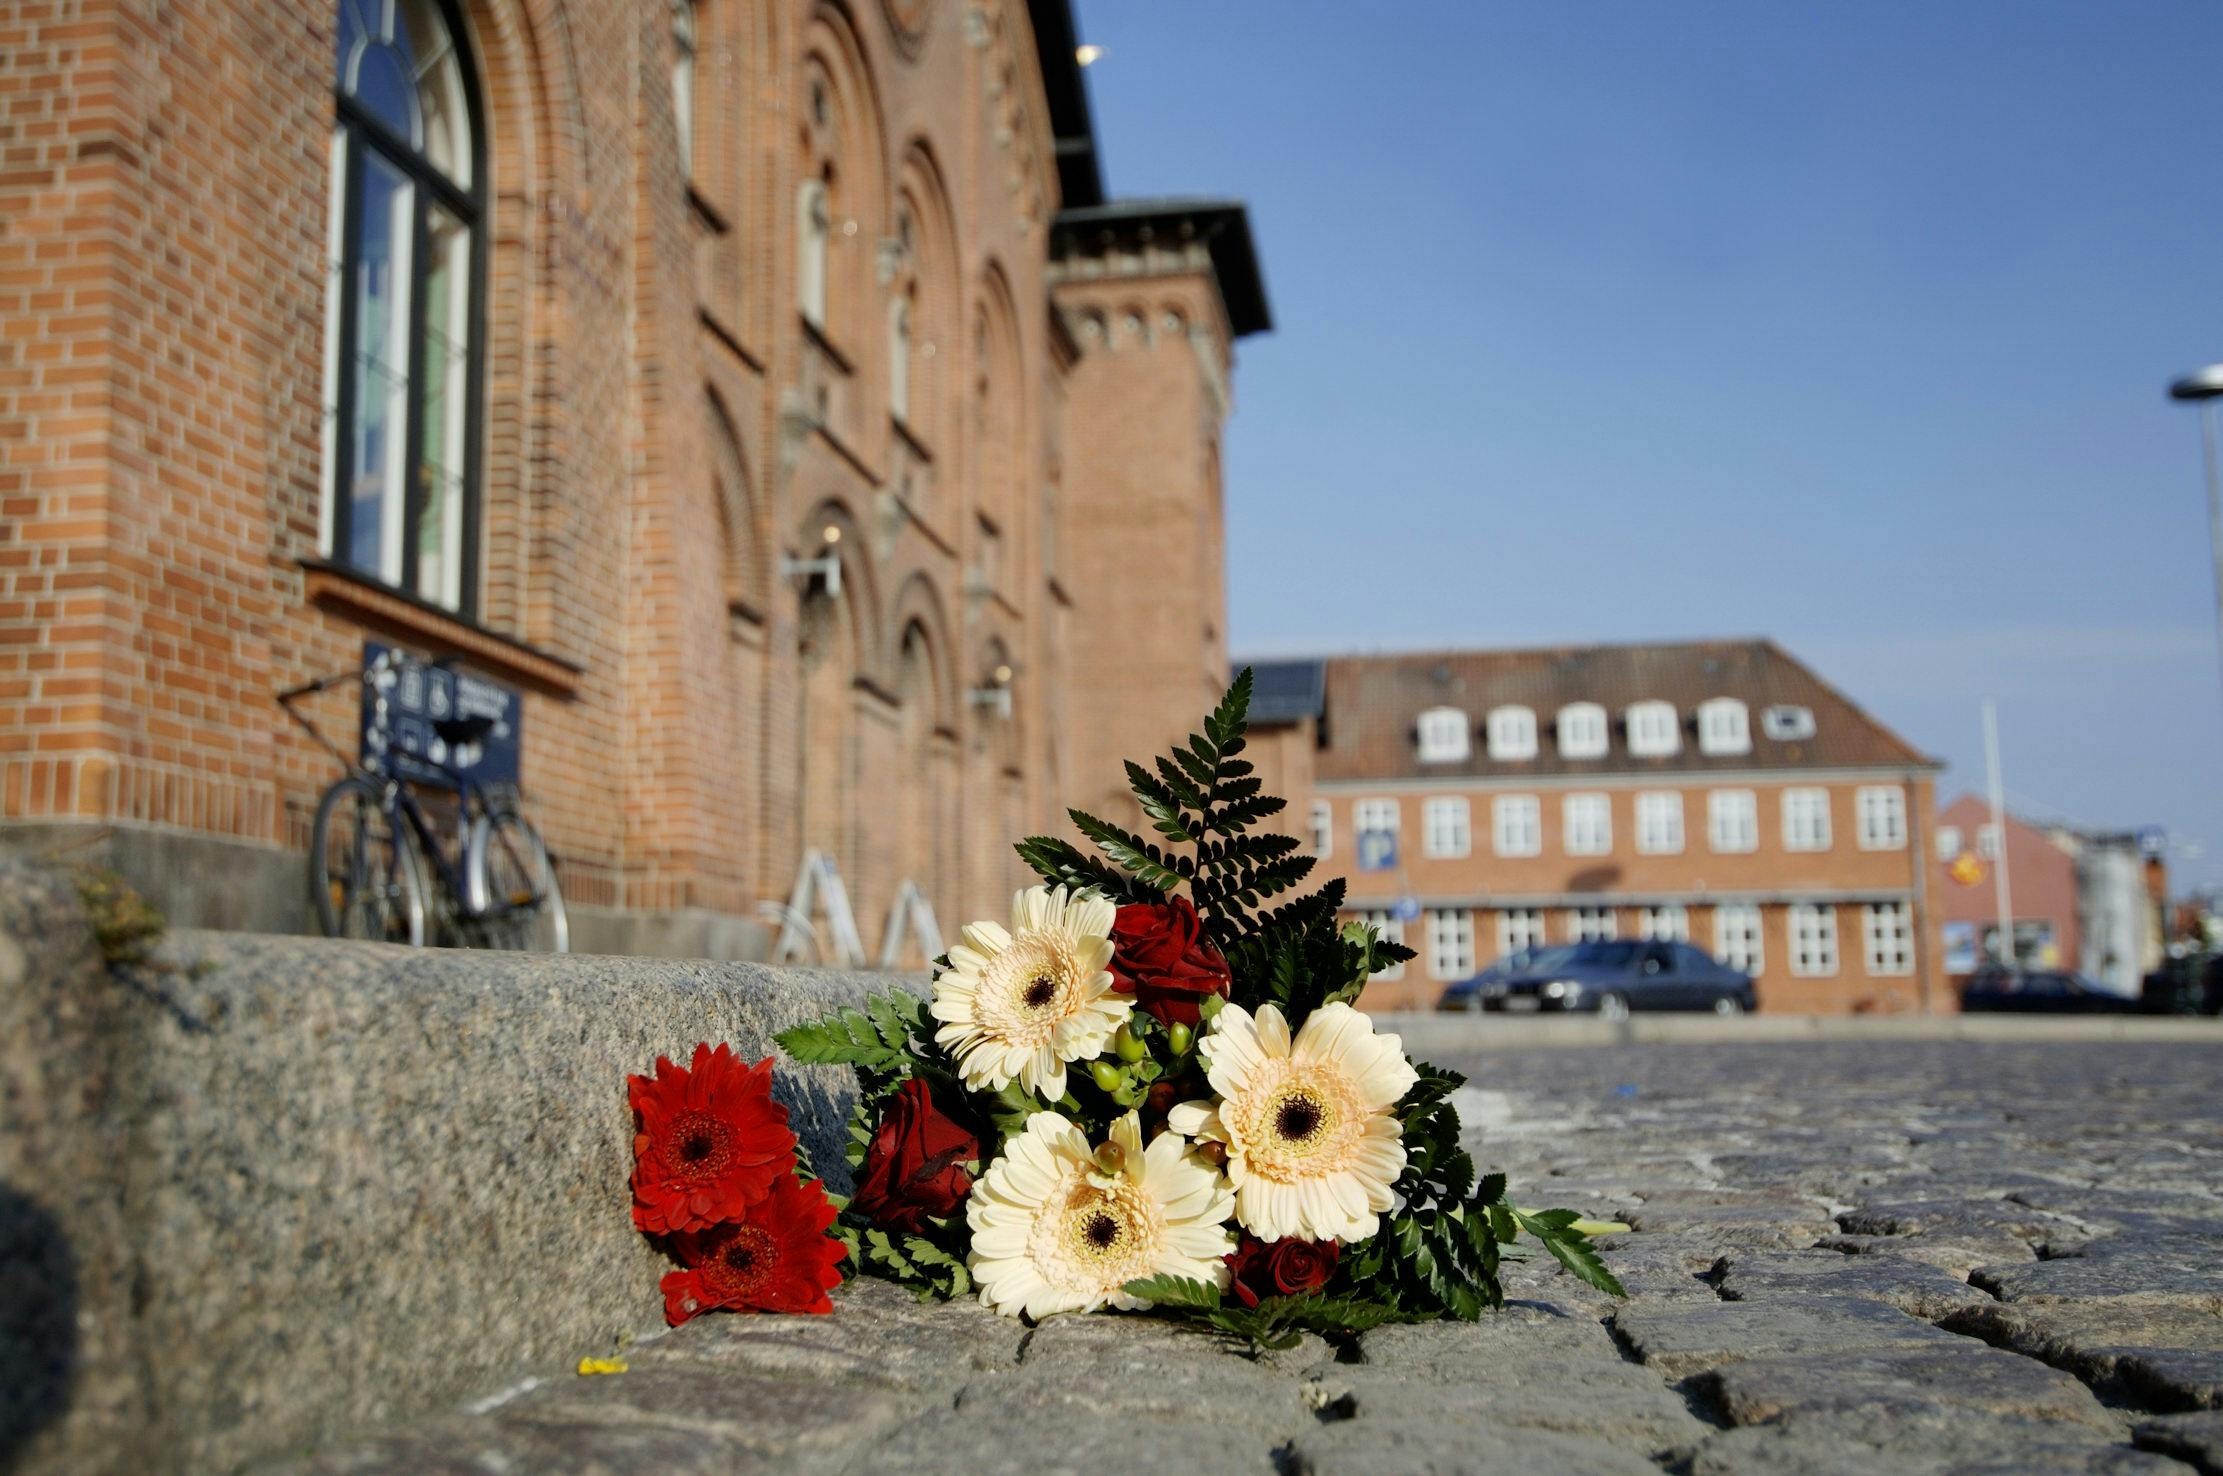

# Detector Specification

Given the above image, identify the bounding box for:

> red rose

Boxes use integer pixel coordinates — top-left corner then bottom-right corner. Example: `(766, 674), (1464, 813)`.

(659, 1172), (847, 1323)
(1225, 1233), (1340, 1307)
(628, 1044), (798, 1235)
(1110, 897), (1232, 1026)
(847, 1079), (982, 1233)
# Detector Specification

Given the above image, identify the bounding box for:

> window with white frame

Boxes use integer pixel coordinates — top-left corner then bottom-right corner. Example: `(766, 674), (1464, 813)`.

(1426, 909), (1475, 981)
(1422, 797), (1472, 858)
(1977, 823), (2001, 859)
(1697, 697), (1751, 756)
(1356, 909), (1405, 982)
(1863, 902), (1913, 975)
(1557, 702), (1609, 759)
(1562, 792), (1611, 856)
(1789, 903), (1838, 977)
(1626, 701), (1681, 758)
(1762, 704), (1816, 741)
(1715, 902), (1763, 975)
(1486, 705), (1538, 761)
(1635, 791), (1684, 854)
(1707, 789), (1758, 853)
(1783, 788), (1832, 851)
(1568, 905), (1618, 941)
(1638, 903), (1688, 942)
(1936, 825), (1963, 860)
(671, 0), (697, 176)
(1498, 907), (1547, 955)
(1354, 798), (1400, 841)
(1309, 799), (1333, 858)
(1492, 794), (1542, 857)
(798, 176), (831, 326)
(1416, 707), (1470, 763)
(1857, 786), (1907, 850)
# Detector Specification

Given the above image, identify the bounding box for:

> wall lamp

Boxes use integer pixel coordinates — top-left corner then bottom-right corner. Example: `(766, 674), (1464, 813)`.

(780, 524), (844, 600)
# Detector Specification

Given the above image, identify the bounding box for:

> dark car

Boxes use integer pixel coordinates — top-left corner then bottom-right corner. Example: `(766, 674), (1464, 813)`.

(1445, 940), (1756, 1019)
(1960, 967), (2138, 1014)
(1434, 946), (1549, 1010)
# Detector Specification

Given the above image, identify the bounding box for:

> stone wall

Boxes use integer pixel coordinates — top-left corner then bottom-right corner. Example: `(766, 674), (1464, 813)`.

(0, 858), (898, 1473)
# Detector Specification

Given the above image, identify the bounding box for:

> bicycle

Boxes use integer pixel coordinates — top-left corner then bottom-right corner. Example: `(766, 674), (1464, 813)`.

(278, 666), (569, 953)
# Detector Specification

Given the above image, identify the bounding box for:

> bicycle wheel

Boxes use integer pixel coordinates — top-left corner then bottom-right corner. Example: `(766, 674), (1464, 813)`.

(310, 776), (427, 945)
(470, 809), (568, 952)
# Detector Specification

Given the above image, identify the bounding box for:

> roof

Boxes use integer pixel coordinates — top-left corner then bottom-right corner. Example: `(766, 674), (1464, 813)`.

(1027, 0), (1104, 209)
(1303, 640), (1936, 782)
(1051, 198), (1272, 337)
(1243, 659), (1326, 724)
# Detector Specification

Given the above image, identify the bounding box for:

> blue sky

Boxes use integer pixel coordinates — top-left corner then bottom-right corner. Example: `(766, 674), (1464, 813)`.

(1074, 0), (2223, 890)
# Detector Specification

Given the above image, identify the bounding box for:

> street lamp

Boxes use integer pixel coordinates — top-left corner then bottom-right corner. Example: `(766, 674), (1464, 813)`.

(2168, 365), (2223, 705)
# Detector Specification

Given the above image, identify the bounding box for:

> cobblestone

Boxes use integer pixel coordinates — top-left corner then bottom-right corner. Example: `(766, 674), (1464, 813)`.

(268, 1037), (2223, 1474)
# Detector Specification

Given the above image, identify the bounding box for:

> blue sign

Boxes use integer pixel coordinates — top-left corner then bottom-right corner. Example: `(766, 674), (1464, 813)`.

(1391, 895), (1421, 923)
(359, 641), (523, 788)
(1356, 829), (1399, 873)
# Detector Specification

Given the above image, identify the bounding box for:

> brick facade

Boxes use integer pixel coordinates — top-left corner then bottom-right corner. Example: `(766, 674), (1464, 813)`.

(0, 0), (1267, 958)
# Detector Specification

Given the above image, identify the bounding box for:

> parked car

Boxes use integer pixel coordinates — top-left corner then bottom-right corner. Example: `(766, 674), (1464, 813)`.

(1443, 940), (1756, 1019)
(1960, 967), (2139, 1014)
(1434, 946), (1549, 1009)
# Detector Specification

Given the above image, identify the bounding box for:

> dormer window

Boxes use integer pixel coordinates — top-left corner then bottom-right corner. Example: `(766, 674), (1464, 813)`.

(1556, 702), (1608, 759)
(1485, 705), (1537, 761)
(1416, 707), (1470, 763)
(1762, 704), (1817, 742)
(1696, 698), (1750, 756)
(1626, 700), (1680, 758)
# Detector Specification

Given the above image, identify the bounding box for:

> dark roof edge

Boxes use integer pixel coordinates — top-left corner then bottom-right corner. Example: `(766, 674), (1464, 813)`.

(1052, 198), (1273, 337)
(1028, 0), (1104, 209)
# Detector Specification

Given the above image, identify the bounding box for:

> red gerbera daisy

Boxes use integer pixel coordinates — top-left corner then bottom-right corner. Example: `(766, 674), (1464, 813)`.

(629, 1043), (798, 1235)
(660, 1172), (847, 1324)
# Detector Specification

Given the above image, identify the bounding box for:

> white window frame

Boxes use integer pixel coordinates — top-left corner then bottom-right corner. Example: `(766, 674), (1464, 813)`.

(798, 178), (831, 326)
(1416, 707), (1471, 764)
(1977, 823), (2001, 859)
(1426, 908), (1476, 981)
(1715, 902), (1763, 975)
(1568, 905), (1618, 942)
(1635, 791), (1684, 855)
(1863, 902), (1914, 976)
(1762, 704), (1817, 741)
(1857, 786), (1908, 851)
(1638, 903), (1689, 942)
(1422, 796), (1472, 859)
(1309, 799), (1333, 859)
(1789, 903), (1839, 977)
(1626, 700), (1681, 758)
(1562, 792), (1611, 856)
(1936, 825), (1962, 860)
(1497, 907), (1547, 955)
(1354, 798), (1400, 840)
(1486, 705), (1538, 761)
(1356, 909), (1405, 982)
(1707, 789), (1758, 854)
(1556, 702), (1609, 760)
(1696, 697), (1751, 756)
(1492, 794), (1542, 858)
(1783, 787), (1832, 852)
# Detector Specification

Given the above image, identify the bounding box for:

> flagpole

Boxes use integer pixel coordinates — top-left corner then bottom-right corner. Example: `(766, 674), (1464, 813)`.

(1982, 699), (2016, 967)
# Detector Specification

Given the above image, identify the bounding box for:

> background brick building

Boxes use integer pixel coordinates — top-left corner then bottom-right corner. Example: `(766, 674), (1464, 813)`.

(0, 0), (1266, 958)
(1249, 642), (1950, 1014)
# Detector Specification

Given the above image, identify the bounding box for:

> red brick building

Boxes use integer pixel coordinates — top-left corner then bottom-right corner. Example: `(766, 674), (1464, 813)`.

(0, 0), (1267, 957)
(1932, 797), (2081, 976)
(1249, 642), (1950, 1014)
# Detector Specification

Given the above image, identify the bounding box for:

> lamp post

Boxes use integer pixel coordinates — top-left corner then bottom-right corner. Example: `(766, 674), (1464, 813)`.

(2168, 365), (2223, 705)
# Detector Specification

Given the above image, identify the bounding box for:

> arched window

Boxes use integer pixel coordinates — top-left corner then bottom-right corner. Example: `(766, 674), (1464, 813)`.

(325, 0), (484, 613)
(798, 175), (830, 326)
(671, 0), (697, 177)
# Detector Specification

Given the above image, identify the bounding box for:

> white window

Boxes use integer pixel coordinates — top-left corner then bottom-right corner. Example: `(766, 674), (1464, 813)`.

(1422, 797), (1472, 859)
(1977, 823), (2001, 859)
(1354, 798), (1400, 840)
(1936, 825), (1962, 860)
(1635, 791), (1684, 854)
(1416, 707), (1471, 763)
(1562, 793), (1611, 856)
(1638, 903), (1689, 942)
(1789, 903), (1838, 977)
(1356, 909), (1405, 982)
(1309, 799), (1333, 859)
(1557, 702), (1609, 759)
(1863, 902), (1913, 976)
(1626, 700), (1681, 758)
(888, 296), (912, 419)
(671, 0), (697, 175)
(1715, 903), (1763, 975)
(1492, 795), (1542, 857)
(1426, 908), (1476, 981)
(1568, 905), (1618, 941)
(1707, 789), (1758, 853)
(1498, 907), (1547, 955)
(1857, 786), (1907, 850)
(1697, 698), (1751, 756)
(798, 177), (831, 326)
(1762, 704), (1817, 741)
(1486, 705), (1538, 761)
(1783, 788), (1832, 851)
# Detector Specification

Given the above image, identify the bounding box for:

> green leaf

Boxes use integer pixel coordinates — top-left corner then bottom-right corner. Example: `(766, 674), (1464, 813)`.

(1070, 811), (1188, 890)
(1012, 835), (1162, 903)
(1121, 1274), (1224, 1310)
(1513, 1208), (1628, 1298)
(776, 990), (927, 1076)
(1205, 666), (1254, 749)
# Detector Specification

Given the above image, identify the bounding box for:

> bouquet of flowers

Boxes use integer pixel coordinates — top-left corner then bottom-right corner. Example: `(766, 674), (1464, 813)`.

(777, 670), (1624, 1344)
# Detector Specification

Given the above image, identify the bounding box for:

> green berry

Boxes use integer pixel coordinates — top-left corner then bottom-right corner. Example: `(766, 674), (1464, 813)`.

(1089, 1059), (1125, 1093)
(1115, 1024), (1148, 1062)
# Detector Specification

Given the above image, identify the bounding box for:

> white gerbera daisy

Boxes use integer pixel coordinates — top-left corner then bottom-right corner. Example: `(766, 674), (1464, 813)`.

(930, 884), (1129, 1101)
(1167, 1002), (1416, 1244)
(967, 1111), (1235, 1319)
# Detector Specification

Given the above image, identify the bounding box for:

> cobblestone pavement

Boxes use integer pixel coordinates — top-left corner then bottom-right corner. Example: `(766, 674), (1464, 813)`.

(271, 1039), (2223, 1475)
